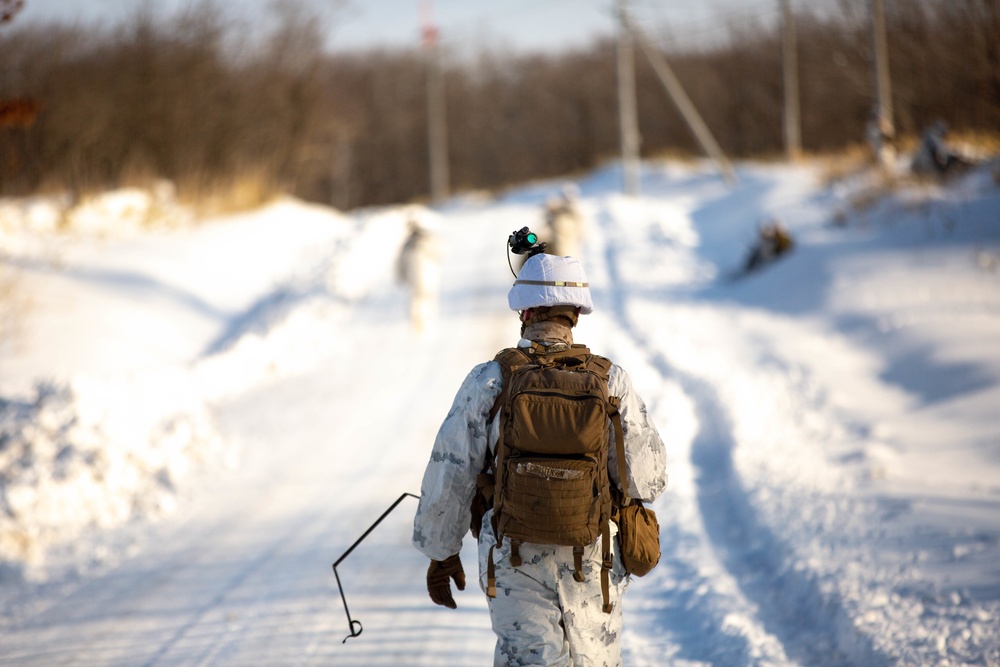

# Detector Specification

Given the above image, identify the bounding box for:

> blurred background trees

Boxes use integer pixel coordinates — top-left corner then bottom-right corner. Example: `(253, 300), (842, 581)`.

(0, 0), (997, 209)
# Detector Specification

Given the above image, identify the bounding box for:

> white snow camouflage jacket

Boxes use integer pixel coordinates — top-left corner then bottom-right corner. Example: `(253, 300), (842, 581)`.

(413, 354), (667, 562)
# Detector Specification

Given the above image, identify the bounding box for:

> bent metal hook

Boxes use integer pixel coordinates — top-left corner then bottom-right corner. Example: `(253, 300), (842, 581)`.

(332, 492), (421, 643)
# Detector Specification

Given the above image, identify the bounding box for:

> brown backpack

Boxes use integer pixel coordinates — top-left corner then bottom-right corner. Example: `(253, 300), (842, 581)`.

(474, 343), (626, 614)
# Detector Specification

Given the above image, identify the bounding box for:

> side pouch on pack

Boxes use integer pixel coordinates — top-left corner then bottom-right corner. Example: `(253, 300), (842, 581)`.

(616, 500), (661, 577)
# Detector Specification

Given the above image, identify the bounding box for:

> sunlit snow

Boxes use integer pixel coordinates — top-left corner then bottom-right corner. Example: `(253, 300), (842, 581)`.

(1, 158), (998, 665)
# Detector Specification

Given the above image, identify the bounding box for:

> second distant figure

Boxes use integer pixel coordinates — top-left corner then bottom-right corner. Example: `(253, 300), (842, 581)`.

(396, 214), (442, 333)
(543, 184), (585, 258)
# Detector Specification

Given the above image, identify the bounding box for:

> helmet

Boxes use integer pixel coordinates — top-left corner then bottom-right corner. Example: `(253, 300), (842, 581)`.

(508, 253), (593, 315)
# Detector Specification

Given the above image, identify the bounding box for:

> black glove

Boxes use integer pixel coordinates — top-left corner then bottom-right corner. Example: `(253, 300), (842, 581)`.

(426, 554), (465, 609)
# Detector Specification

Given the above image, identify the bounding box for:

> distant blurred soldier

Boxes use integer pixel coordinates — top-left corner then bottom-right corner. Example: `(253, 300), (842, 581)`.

(543, 184), (585, 258)
(911, 120), (972, 178)
(743, 220), (794, 274)
(396, 213), (442, 333)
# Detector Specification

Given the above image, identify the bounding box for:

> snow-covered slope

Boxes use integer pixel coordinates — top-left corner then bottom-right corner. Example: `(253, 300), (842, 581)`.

(1, 159), (998, 665)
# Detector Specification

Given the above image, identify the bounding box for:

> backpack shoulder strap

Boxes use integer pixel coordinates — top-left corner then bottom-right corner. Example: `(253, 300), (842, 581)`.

(583, 353), (613, 380)
(488, 347), (531, 423)
(474, 348), (529, 541)
(494, 346), (532, 371)
(591, 355), (629, 502)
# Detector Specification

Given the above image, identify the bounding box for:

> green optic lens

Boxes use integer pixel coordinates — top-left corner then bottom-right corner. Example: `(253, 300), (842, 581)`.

(526, 233), (537, 244)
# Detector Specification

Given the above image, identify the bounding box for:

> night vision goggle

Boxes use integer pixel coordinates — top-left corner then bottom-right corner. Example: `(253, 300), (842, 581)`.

(507, 226), (547, 276)
(508, 226), (547, 256)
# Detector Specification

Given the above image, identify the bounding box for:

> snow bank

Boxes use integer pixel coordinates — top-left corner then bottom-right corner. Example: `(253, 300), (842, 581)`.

(0, 182), (193, 242)
(0, 192), (422, 580)
(0, 373), (227, 574)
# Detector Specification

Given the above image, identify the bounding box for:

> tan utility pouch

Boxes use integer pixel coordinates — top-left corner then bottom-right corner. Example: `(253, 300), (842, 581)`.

(608, 396), (661, 578)
(499, 456), (601, 545)
(615, 500), (660, 577)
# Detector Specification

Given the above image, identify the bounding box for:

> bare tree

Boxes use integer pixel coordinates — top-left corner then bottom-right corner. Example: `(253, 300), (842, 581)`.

(2, 0), (997, 206)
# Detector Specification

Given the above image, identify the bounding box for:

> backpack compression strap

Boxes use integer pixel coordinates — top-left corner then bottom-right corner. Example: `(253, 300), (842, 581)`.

(603, 395), (627, 613)
(609, 396), (628, 503)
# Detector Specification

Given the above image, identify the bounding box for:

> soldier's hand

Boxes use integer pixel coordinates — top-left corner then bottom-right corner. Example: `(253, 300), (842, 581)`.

(426, 554), (465, 609)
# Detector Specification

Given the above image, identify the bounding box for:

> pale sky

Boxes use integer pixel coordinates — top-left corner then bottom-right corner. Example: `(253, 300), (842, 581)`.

(16, 0), (779, 55)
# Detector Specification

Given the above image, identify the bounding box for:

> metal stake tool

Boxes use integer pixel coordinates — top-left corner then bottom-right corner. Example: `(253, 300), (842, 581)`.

(332, 492), (421, 643)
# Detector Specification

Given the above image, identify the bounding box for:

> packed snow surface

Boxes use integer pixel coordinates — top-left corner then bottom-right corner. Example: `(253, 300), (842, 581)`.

(1, 159), (998, 666)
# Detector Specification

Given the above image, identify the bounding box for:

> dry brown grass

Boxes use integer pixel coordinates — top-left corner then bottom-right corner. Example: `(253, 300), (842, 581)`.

(950, 130), (1000, 160)
(890, 129), (1000, 160)
(813, 143), (878, 186)
(176, 168), (282, 218)
(808, 144), (901, 222)
(117, 158), (166, 193)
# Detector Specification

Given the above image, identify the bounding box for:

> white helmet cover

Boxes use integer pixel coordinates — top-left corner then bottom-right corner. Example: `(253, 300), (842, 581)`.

(508, 253), (593, 314)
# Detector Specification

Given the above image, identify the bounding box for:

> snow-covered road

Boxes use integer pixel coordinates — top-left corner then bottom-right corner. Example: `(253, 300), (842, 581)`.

(2, 160), (999, 666)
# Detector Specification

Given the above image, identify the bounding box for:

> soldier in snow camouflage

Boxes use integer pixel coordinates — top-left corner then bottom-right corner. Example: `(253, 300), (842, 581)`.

(413, 253), (667, 666)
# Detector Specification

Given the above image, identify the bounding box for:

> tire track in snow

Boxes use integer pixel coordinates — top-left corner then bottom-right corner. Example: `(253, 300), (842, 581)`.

(681, 374), (890, 666)
(594, 202), (889, 666)
(140, 507), (330, 667)
(0, 493), (332, 666)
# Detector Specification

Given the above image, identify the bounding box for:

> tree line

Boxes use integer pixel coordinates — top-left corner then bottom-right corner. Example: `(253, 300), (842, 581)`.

(0, 0), (996, 210)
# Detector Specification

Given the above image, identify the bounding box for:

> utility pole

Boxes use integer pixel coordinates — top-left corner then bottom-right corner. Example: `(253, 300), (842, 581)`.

(616, 0), (641, 196)
(421, 1), (449, 204)
(781, 0), (802, 161)
(627, 17), (737, 185)
(331, 135), (354, 210)
(870, 0), (895, 169)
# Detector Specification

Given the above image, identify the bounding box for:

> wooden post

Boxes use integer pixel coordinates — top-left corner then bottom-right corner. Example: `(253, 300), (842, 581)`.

(628, 17), (738, 185)
(617, 0), (641, 196)
(782, 0), (802, 160)
(421, 1), (449, 203)
(870, 0), (895, 170)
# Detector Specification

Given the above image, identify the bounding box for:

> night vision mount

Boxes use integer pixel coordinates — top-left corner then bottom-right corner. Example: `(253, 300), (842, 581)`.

(507, 226), (547, 277)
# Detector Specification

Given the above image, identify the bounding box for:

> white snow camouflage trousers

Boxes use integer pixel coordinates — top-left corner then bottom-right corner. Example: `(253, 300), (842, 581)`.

(478, 512), (629, 667)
